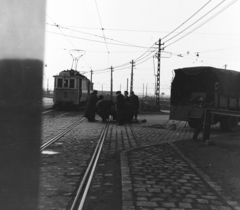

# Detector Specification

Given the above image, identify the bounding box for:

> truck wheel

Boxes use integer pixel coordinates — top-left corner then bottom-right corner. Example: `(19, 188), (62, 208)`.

(220, 116), (238, 132)
(188, 120), (200, 129)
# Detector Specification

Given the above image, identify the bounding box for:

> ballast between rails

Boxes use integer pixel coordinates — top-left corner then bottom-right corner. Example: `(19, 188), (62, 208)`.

(40, 118), (86, 151)
(70, 122), (109, 210)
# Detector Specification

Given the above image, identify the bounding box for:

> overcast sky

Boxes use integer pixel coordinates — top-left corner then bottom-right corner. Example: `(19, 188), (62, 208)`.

(44, 0), (240, 96)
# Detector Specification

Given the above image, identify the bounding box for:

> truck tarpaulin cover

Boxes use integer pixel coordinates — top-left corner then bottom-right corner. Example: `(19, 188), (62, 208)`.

(174, 66), (240, 98)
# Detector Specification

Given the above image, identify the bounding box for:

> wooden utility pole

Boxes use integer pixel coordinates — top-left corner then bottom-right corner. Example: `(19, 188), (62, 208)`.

(110, 66), (113, 100)
(155, 39), (164, 110)
(130, 60), (135, 92)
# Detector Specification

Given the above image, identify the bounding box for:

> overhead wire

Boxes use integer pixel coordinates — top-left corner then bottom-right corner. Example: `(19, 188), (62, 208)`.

(164, 0), (237, 48)
(47, 15), (75, 49)
(46, 31), (150, 48)
(131, 0), (215, 65)
(46, 23), (149, 49)
(94, 0), (237, 73)
(128, 0), (237, 73)
(46, 1), (237, 78)
(163, 0), (226, 44)
(162, 0), (212, 40)
(46, 15), (92, 70)
(94, 0), (110, 66)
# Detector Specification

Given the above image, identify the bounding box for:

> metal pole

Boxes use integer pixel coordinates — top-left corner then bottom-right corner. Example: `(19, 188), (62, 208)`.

(130, 60), (135, 92)
(156, 39), (163, 110)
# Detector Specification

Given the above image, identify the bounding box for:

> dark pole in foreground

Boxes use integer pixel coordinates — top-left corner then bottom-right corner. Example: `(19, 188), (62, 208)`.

(0, 1), (46, 209)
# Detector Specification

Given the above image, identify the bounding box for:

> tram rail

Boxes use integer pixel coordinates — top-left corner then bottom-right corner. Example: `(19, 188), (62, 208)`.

(42, 109), (54, 114)
(69, 122), (109, 210)
(40, 117), (86, 151)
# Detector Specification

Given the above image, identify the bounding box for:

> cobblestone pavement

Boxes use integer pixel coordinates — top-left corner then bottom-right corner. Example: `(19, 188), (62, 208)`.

(41, 111), (84, 144)
(38, 114), (105, 210)
(120, 113), (240, 210)
(38, 112), (240, 210)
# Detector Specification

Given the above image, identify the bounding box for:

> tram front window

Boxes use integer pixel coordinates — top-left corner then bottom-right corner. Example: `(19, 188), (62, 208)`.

(70, 79), (75, 88)
(64, 79), (68, 88)
(57, 78), (63, 88)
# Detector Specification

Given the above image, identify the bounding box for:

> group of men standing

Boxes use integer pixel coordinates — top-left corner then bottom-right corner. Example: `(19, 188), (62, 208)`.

(84, 90), (139, 125)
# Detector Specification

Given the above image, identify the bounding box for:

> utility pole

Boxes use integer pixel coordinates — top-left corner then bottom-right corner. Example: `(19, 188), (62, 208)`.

(143, 83), (144, 98)
(155, 39), (164, 110)
(146, 84), (148, 97)
(130, 60), (135, 92)
(110, 66), (113, 101)
(127, 78), (128, 92)
(90, 69), (93, 83)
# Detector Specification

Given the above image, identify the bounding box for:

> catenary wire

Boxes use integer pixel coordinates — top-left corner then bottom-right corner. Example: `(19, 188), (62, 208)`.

(163, 0), (226, 44)
(162, 0), (212, 40)
(46, 31), (150, 49)
(46, 15), (92, 69)
(46, 23), (150, 49)
(94, 0), (110, 67)
(164, 0), (237, 48)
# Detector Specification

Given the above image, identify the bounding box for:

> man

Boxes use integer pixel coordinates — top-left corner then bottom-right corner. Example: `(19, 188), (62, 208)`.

(124, 91), (130, 103)
(96, 95), (115, 122)
(84, 90), (98, 122)
(130, 91), (140, 120)
(115, 91), (125, 125)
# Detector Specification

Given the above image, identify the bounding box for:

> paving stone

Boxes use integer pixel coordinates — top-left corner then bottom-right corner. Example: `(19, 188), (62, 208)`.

(39, 113), (240, 210)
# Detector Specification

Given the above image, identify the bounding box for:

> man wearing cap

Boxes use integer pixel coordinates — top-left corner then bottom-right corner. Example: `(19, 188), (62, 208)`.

(116, 91), (125, 125)
(130, 91), (140, 120)
(84, 90), (98, 122)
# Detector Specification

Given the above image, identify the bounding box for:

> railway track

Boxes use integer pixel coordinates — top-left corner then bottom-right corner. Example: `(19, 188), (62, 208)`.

(40, 117), (86, 151)
(42, 109), (54, 114)
(69, 122), (110, 210)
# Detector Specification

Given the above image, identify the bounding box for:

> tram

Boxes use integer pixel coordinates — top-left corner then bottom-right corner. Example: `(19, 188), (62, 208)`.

(53, 69), (93, 109)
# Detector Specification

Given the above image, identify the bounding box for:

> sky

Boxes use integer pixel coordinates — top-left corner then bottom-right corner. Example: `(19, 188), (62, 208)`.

(44, 0), (240, 96)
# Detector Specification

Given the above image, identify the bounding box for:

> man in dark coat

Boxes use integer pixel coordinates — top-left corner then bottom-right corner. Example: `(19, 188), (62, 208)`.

(96, 96), (115, 122)
(116, 91), (126, 125)
(130, 91), (140, 120)
(84, 90), (98, 122)
(124, 91), (130, 103)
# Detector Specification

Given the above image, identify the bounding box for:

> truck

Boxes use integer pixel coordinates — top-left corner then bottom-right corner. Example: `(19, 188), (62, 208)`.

(170, 66), (240, 131)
